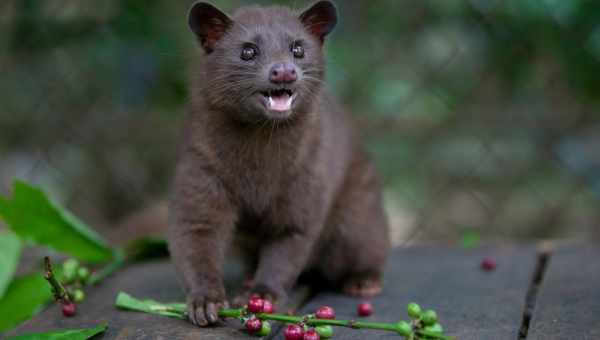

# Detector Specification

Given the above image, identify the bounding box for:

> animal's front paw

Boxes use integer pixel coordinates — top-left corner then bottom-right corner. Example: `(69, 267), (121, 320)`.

(342, 275), (382, 297)
(186, 287), (229, 327)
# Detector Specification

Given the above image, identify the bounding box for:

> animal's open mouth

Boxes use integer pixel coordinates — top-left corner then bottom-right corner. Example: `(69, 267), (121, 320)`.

(261, 89), (295, 112)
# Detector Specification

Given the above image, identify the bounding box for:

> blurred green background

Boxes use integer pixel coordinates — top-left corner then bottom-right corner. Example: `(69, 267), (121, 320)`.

(1, 0), (599, 245)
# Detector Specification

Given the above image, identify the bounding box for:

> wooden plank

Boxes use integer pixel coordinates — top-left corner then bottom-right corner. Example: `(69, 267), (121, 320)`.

(528, 245), (600, 340)
(6, 259), (254, 340)
(275, 246), (536, 340)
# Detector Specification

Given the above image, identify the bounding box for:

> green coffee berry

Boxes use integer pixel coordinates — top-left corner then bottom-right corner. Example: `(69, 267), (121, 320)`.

(62, 259), (80, 283)
(407, 303), (422, 319)
(396, 320), (412, 337)
(421, 310), (438, 326)
(77, 267), (91, 283)
(73, 289), (85, 302)
(63, 271), (76, 284)
(257, 321), (272, 337)
(315, 325), (334, 338)
(423, 323), (444, 334)
(63, 259), (80, 270)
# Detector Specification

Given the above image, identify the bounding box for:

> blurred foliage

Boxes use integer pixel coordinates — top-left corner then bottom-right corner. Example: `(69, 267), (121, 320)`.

(0, 232), (21, 297)
(0, 271), (54, 332)
(0, 0), (599, 241)
(0, 180), (120, 332)
(5, 323), (107, 340)
(0, 181), (115, 263)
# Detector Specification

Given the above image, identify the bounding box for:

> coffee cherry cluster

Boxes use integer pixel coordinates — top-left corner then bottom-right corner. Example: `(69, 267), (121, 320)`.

(281, 306), (338, 340)
(243, 297), (336, 339)
(231, 297), (452, 339)
(283, 323), (334, 340)
(243, 296), (275, 337)
(399, 302), (447, 339)
(59, 258), (92, 317)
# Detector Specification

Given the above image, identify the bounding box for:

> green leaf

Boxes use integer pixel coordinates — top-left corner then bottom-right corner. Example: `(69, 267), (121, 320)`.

(115, 292), (186, 319)
(5, 323), (107, 340)
(0, 273), (53, 332)
(0, 231), (22, 298)
(0, 180), (114, 263)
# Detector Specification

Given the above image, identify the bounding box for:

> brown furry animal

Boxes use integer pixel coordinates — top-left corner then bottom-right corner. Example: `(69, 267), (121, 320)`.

(168, 1), (390, 327)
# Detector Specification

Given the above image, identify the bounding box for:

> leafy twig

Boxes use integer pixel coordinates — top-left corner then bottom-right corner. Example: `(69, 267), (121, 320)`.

(220, 309), (455, 340)
(116, 292), (455, 340)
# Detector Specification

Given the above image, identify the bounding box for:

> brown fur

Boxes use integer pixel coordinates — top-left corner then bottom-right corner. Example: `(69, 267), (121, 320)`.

(168, 1), (390, 326)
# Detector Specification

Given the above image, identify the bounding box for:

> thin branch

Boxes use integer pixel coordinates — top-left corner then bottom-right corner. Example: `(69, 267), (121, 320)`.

(44, 256), (72, 304)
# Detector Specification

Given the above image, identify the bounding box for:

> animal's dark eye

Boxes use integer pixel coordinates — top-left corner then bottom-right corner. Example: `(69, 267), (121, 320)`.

(241, 45), (258, 61)
(292, 42), (304, 58)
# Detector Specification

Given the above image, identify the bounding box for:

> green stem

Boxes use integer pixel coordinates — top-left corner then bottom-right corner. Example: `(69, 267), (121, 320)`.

(217, 309), (454, 340)
(417, 329), (454, 339)
(218, 309), (245, 319)
(88, 249), (125, 285)
(118, 293), (456, 340)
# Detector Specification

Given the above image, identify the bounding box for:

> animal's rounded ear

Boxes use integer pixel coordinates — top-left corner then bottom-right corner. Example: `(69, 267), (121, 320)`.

(188, 2), (233, 53)
(299, 1), (338, 44)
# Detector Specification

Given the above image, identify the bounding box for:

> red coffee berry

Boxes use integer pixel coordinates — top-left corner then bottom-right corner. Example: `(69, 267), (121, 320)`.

(303, 329), (320, 340)
(262, 299), (275, 314)
(247, 297), (264, 313)
(284, 324), (305, 340)
(481, 258), (497, 271)
(357, 302), (373, 317)
(315, 306), (336, 320)
(245, 318), (262, 333)
(62, 302), (76, 317)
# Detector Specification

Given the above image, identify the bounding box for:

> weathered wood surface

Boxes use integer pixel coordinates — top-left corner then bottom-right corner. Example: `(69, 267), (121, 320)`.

(276, 246), (537, 340)
(528, 245), (600, 340)
(7, 260), (254, 340)
(10, 244), (600, 339)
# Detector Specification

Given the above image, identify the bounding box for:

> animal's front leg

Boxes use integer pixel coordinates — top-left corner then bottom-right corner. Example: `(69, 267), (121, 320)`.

(168, 156), (237, 327)
(169, 224), (232, 326)
(248, 228), (320, 307)
(245, 172), (329, 308)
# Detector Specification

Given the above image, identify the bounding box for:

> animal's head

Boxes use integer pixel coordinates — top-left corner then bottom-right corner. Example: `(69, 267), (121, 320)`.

(189, 1), (337, 123)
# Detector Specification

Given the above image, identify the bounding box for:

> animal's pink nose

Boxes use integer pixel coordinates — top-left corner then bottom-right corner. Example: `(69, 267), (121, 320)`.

(269, 62), (297, 84)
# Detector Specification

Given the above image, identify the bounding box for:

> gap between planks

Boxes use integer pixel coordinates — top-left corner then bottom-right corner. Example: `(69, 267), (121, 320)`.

(518, 245), (552, 340)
